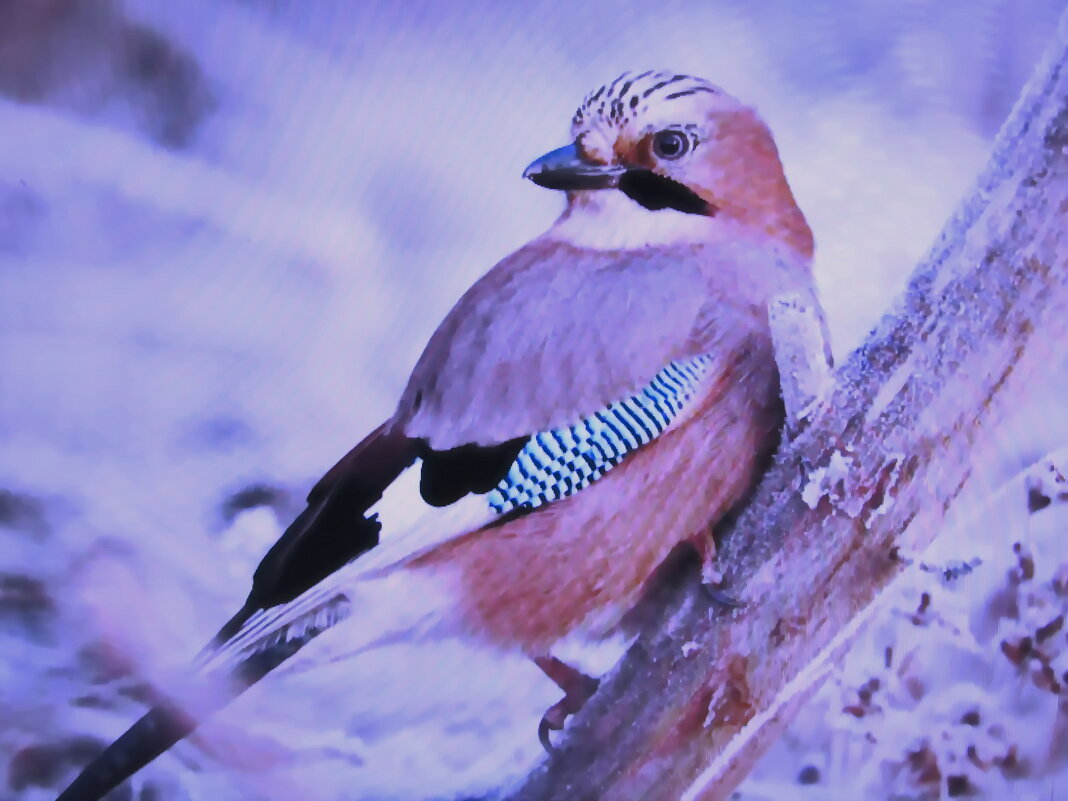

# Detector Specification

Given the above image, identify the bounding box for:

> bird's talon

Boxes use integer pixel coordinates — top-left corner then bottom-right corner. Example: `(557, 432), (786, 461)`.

(534, 656), (600, 753)
(538, 704), (567, 753)
(703, 585), (743, 608)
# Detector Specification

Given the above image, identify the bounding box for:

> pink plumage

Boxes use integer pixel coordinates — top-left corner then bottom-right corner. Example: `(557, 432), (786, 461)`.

(56, 69), (826, 800)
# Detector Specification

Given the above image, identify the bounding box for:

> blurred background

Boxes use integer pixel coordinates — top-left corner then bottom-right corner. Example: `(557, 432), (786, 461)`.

(2, 1), (1067, 799)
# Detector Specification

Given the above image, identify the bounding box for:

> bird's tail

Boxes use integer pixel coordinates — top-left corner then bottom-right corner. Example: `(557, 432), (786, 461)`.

(54, 623), (312, 801)
(54, 423), (416, 800)
(54, 699), (197, 801)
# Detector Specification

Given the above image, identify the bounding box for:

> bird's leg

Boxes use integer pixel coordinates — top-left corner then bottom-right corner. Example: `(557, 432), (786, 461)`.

(533, 655), (600, 752)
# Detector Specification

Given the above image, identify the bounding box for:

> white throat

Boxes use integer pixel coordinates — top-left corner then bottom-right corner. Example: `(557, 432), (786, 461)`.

(544, 189), (713, 250)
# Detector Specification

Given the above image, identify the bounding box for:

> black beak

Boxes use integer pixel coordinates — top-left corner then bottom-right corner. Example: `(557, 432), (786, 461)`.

(522, 142), (625, 191)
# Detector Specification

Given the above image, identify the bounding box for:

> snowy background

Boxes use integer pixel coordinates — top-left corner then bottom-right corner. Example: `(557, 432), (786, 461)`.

(2, 1), (1068, 799)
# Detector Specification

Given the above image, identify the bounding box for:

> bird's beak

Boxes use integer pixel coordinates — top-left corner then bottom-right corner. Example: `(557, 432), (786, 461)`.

(523, 142), (625, 190)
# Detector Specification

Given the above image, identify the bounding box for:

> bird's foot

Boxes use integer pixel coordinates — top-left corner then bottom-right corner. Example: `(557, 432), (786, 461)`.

(702, 585), (743, 608)
(684, 531), (743, 608)
(533, 656), (600, 752)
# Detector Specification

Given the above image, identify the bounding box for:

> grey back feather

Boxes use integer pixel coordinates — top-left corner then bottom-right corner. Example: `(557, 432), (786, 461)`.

(394, 239), (774, 449)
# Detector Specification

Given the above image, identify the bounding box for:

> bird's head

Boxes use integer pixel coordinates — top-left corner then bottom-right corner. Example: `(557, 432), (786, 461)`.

(526, 70), (812, 258)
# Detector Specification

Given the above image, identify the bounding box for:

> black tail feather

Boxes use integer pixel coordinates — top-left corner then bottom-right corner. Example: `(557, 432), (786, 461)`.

(54, 701), (196, 801)
(55, 631), (329, 801)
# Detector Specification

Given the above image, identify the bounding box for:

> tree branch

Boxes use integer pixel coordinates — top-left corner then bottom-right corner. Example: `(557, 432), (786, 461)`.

(502, 9), (1068, 801)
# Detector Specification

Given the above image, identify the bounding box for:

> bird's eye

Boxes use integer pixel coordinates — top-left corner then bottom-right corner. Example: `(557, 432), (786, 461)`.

(651, 130), (690, 160)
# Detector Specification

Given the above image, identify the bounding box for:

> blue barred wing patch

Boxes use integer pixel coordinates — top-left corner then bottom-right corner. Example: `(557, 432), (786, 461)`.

(486, 354), (714, 514)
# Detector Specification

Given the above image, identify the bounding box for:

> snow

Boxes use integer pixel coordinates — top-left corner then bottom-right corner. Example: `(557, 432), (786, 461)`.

(3, 1), (1068, 799)
(799, 450), (855, 512)
(768, 292), (833, 427)
(740, 458), (1068, 800)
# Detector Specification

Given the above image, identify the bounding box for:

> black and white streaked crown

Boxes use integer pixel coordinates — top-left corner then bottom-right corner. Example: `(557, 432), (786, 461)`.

(572, 70), (721, 130)
(487, 353), (715, 515)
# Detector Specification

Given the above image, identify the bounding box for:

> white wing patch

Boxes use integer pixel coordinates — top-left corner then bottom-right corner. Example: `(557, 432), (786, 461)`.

(196, 475), (492, 673)
(198, 353), (715, 674)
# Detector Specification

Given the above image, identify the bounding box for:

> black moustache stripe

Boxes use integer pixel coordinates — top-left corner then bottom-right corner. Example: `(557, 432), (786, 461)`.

(618, 170), (714, 216)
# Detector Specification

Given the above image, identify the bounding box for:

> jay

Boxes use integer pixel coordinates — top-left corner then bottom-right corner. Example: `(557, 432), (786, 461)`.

(56, 69), (825, 800)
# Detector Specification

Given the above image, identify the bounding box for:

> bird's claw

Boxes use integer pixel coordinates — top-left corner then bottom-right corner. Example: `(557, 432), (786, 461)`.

(538, 702), (568, 752)
(702, 585), (743, 608)
(687, 533), (743, 609)
(534, 656), (600, 753)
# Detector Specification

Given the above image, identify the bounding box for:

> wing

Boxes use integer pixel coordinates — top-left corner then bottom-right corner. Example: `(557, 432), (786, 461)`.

(199, 351), (720, 673)
(204, 235), (742, 668)
(205, 421), (418, 648)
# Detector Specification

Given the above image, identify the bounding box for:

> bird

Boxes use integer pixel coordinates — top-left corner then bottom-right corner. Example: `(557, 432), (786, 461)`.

(54, 69), (826, 801)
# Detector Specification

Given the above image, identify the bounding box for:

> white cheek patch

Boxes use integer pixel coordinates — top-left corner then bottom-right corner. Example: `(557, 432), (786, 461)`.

(547, 189), (713, 250)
